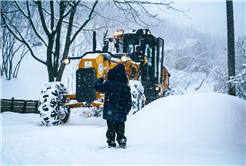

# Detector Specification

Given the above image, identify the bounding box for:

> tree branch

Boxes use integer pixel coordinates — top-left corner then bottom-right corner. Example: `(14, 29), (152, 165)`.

(50, 0), (54, 30)
(14, 0), (29, 18)
(70, 0), (98, 44)
(26, 1), (48, 47)
(2, 11), (46, 65)
(13, 48), (29, 78)
(37, 1), (50, 36)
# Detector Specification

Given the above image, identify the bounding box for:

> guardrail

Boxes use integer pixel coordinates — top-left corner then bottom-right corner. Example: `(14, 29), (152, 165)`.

(1, 97), (40, 113)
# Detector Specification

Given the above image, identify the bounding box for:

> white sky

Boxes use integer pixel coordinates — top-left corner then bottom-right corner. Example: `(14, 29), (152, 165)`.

(165, 1), (245, 38)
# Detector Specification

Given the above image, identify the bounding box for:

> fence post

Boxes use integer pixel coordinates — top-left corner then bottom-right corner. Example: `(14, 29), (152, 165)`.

(23, 101), (27, 113)
(11, 97), (14, 112)
(35, 101), (39, 113)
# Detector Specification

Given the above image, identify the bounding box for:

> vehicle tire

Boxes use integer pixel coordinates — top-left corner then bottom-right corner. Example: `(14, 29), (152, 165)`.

(129, 80), (146, 114)
(38, 82), (70, 126)
(163, 88), (175, 97)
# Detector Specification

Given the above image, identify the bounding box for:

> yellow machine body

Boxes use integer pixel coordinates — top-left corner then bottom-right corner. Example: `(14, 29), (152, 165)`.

(64, 29), (171, 107)
(65, 53), (124, 107)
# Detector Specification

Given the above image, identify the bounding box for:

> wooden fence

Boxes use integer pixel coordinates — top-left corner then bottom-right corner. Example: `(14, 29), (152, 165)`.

(1, 97), (40, 113)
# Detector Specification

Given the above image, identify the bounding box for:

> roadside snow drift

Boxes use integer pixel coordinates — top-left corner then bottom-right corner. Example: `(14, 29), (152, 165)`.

(1, 93), (245, 165)
(127, 93), (245, 144)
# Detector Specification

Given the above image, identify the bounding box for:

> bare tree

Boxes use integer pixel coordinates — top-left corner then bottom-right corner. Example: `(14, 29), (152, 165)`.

(159, 25), (228, 92)
(1, 0), (186, 82)
(1, 29), (29, 80)
(232, 35), (246, 99)
(1, 1), (29, 80)
(237, 36), (246, 56)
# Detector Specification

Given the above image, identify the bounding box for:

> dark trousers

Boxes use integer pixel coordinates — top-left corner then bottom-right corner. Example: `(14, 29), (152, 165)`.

(106, 120), (127, 144)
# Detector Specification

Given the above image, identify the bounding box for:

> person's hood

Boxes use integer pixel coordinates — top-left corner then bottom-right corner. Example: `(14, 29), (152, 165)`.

(107, 64), (128, 83)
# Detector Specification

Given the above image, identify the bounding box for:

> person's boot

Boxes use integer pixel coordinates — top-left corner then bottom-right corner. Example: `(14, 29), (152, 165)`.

(118, 139), (127, 149)
(108, 141), (116, 148)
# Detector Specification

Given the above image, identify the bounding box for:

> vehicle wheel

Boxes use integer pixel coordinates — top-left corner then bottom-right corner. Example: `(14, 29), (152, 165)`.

(163, 88), (175, 97)
(38, 82), (70, 126)
(129, 80), (146, 114)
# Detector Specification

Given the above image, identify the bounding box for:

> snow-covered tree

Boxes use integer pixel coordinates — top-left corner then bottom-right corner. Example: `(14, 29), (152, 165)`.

(201, 35), (246, 100)
(158, 25), (228, 92)
(231, 35), (246, 99)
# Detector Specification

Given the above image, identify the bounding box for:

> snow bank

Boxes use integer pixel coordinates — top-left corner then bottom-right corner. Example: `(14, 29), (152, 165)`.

(1, 93), (245, 165)
(127, 93), (245, 145)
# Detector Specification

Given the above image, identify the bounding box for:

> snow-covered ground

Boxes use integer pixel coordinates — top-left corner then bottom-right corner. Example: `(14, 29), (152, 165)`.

(1, 93), (245, 165)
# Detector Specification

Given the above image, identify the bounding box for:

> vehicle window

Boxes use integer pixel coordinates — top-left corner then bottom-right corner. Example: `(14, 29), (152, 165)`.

(128, 44), (141, 54)
(158, 39), (164, 84)
(146, 44), (152, 66)
(154, 47), (157, 78)
(128, 45), (134, 54)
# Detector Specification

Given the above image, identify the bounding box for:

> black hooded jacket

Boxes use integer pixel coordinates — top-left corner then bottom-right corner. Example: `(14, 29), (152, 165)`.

(94, 64), (132, 122)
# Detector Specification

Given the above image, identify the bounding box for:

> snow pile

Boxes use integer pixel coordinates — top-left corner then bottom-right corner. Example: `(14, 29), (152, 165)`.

(127, 93), (245, 145)
(128, 80), (146, 114)
(1, 93), (245, 165)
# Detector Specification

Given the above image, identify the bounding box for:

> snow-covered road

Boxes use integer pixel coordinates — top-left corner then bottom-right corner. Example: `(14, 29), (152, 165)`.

(1, 93), (245, 165)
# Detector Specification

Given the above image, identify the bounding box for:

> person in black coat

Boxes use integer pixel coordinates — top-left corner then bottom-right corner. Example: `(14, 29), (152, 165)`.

(94, 64), (132, 148)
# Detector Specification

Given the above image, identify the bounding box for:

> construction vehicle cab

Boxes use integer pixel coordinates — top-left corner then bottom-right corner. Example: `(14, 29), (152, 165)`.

(104, 29), (170, 103)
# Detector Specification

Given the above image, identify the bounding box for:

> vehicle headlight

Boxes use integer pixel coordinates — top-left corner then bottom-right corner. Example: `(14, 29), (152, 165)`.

(63, 58), (70, 65)
(121, 56), (127, 62)
(114, 31), (119, 36)
(118, 30), (123, 35)
(155, 86), (159, 91)
(114, 30), (124, 36)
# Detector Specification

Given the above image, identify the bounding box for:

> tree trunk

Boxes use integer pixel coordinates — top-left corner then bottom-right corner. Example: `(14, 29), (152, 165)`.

(56, 3), (77, 82)
(47, 37), (55, 82)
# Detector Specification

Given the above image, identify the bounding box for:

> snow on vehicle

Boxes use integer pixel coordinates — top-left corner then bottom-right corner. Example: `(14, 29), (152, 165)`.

(38, 29), (171, 125)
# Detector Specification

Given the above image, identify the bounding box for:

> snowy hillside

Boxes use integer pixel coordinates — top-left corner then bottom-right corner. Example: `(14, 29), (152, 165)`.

(1, 93), (245, 165)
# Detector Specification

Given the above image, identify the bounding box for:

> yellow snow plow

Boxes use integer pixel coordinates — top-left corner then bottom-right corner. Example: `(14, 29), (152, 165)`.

(38, 29), (170, 125)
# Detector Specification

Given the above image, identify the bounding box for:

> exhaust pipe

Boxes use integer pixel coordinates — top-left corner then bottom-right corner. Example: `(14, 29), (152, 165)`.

(93, 31), (96, 51)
